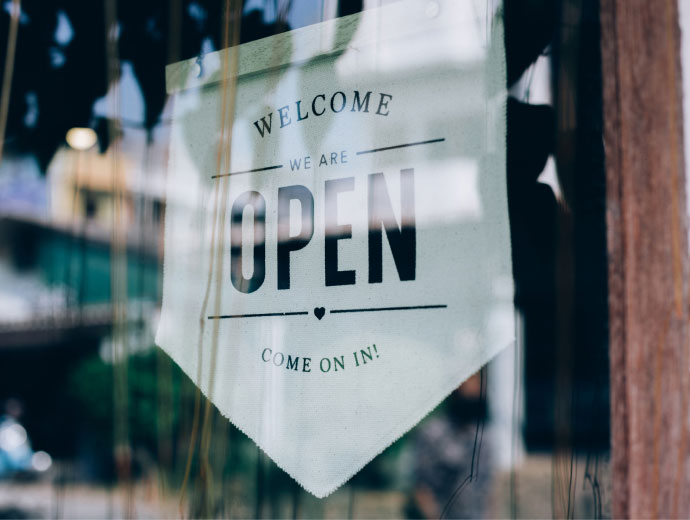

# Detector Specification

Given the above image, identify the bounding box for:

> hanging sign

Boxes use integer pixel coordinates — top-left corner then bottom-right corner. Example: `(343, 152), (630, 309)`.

(157, 0), (512, 498)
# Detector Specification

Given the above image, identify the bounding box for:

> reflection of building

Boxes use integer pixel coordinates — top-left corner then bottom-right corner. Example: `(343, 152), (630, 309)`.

(1, 125), (167, 325)
(0, 104), (167, 460)
(48, 128), (167, 236)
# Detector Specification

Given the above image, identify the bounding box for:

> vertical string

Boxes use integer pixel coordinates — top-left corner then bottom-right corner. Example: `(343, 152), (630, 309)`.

(177, 0), (242, 515)
(155, 6), (182, 506)
(63, 151), (80, 309)
(255, 448), (265, 519)
(77, 150), (94, 312)
(198, 0), (243, 513)
(552, 1), (581, 517)
(0, 0), (20, 165)
(438, 368), (488, 519)
(104, 0), (133, 516)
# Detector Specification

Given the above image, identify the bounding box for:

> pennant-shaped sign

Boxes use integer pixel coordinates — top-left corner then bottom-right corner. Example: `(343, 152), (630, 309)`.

(157, 0), (512, 498)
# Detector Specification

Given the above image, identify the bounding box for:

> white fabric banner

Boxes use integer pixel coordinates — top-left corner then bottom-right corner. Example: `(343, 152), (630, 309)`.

(157, 0), (512, 498)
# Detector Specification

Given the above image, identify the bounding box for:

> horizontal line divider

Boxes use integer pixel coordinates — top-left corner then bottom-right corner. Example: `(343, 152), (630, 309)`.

(211, 164), (283, 179)
(208, 311), (308, 319)
(356, 138), (445, 155)
(330, 304), (447, 314)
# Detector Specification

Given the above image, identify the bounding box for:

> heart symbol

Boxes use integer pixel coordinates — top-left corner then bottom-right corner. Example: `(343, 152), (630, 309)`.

(314, 307), (325, 320)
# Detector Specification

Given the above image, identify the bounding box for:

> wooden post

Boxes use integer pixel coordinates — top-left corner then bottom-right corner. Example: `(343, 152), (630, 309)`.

(601, 0), (690, 517)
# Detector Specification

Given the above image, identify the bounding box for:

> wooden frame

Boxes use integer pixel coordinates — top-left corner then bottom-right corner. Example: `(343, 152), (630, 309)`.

(601, 0), (690, 516)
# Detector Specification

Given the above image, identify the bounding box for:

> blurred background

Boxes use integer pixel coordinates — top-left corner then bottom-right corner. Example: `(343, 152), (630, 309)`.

(0, 0), (611, 518)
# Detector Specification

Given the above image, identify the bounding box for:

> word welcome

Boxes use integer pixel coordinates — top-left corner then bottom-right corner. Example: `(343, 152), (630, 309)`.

(253, 90), (393, 138)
